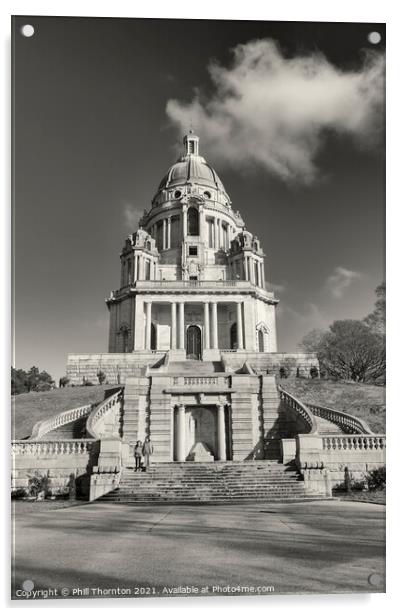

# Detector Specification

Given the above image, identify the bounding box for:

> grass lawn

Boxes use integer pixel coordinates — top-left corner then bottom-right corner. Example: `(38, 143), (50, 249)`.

(12, 386), (108, 439)
(282, 378), (385, 433)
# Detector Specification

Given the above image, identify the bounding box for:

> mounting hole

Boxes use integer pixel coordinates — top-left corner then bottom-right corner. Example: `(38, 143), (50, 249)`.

(21, 24), (35, 38)
(368, 31), (381, 45)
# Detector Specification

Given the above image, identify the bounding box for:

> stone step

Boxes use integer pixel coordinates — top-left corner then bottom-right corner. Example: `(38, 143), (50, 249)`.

(99, 460), (313, 504)
(315, 417), (345, 435)
(41, 416), (88, 440)
(166, 360), (223, 374)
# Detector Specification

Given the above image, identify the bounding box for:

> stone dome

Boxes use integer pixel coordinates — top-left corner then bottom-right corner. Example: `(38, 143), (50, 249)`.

(153, 131), (230, 205)
(157, 155), (226, 192)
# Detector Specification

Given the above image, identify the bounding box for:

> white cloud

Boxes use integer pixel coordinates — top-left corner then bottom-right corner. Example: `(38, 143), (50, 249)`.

(122, 201), (142, 231)
(166, 39), (384, 183)
(325, 266), (361, 299)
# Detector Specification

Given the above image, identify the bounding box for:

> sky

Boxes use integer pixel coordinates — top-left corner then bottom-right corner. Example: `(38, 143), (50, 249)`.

(12, 17), (385, 381)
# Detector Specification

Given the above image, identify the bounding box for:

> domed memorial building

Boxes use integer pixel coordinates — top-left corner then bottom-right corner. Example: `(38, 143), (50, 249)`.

(66, 132), (319, 464)
(13, 133), (385, 503)
(109, 131), (277, 358)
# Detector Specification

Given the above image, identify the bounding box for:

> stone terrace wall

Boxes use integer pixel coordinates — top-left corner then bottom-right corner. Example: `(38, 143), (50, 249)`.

(66, 352), (166, 385)
(12, 440), (99, 497)
(222, 352), (319, 377)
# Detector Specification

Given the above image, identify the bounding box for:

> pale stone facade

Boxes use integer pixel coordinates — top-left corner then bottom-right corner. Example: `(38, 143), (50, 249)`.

(66, 132), (320, 463)
(105, 131), (277, 357)
(12, 134), (385, 501)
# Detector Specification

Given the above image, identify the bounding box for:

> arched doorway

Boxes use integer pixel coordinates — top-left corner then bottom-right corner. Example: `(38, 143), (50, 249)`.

(185, 407), (216, 460)
(230, 322), (237, 349)
(186, 325), (201, 359)
(150, 323), (157, 350)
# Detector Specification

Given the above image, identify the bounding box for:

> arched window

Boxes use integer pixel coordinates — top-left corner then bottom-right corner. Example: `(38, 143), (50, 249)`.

(170, 214), (181, 247)
(230, 323), (237, 349)
(145, 260), (151, 280)
(119, 324), (130, 353)
(256, 323), (268, 352)
(150, 323), (157, 351)
(187, 207), (199, 236)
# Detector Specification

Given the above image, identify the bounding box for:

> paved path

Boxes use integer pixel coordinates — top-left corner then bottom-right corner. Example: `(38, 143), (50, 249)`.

(12, 499), (385, 599)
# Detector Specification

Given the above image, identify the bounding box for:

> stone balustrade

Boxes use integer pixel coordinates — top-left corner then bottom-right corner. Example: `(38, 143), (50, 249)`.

(295, 432), (386, 489)
(308, 403), (373, 435)
(11, 438), (98, 496)
(12, 439), (95, 457)
(86, 390), (123, 439)
(137, 280), (252, 288)
(30, 404), (93, 439)
(322, 434), (385, 451)
(167, 375), (231, 392)
(278, 387), (318, 434)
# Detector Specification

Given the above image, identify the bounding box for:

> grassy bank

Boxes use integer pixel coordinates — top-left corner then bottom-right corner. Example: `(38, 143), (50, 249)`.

(282, 378), (385, 433)
(12, 385), (108, 439)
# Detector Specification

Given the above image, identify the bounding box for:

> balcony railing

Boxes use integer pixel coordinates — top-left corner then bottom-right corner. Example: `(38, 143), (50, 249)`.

(111, 280), (275, 298)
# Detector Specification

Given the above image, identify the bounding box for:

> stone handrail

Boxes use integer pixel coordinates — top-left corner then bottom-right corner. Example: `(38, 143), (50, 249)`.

(12, 439), (96, 457)
(169, 375), (231, 390)
(137, 280), (251, 288)
(307, 403), (373, 435)
(322, 434), (385, 451)
(86, 389), (123, 439)
(278, 386), (318, 434)
(30, 404), (93, 440)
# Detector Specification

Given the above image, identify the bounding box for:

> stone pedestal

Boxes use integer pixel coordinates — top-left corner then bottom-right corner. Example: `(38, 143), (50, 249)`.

(187, 442), (214, 462)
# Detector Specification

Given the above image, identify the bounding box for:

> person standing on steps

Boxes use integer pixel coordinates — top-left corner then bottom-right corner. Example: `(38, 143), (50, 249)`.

(142, 436), (154, 471)
(134, 440), (143, 472)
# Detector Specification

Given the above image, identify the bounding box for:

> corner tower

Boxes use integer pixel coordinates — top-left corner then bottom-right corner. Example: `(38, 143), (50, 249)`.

(106, 133), (278, 359)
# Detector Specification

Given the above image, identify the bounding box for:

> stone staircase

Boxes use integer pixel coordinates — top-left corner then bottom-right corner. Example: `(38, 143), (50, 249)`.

(99, 461), (312, 504)
(40, 415), (88, 440)
(167, 360), (223, 374)
(315, 416), (345, 435)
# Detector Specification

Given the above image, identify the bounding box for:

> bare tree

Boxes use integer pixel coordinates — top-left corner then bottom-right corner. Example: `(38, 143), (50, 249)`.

(316, 320), (385, 383)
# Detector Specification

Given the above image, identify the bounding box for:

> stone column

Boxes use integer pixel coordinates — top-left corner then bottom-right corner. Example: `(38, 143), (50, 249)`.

(250, 257), (255, 285)
(179, 302), (185, 349)
(138, 255), (144, 280)
(244, 256), (248, 281)
(145, 301), (152, 349)
(214, 218), (219, 249)
(171, 302), (177, 350)
(167, 216), (171, 249)
(176, 404), (186, 462)
(183, 208), (188, 239)
(199, 206), (204, 243)
(217, 404), (227, 461)
(211, 302), (218, 349)
(237, 301), (244, 349)
(204, 302), (210, 349)
(163, 219), (167, 250)
(134, 254), (138, 281)
(261, 262), (266, 289)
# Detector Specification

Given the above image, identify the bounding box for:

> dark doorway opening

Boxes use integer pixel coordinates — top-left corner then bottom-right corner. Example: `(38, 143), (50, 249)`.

(230, 322), (237, 349)
(150, 323), (157, 350)
(186, 325), (201, 359)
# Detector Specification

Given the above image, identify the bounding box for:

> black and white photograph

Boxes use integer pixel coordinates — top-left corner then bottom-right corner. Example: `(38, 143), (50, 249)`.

(11, 13), (386, 601)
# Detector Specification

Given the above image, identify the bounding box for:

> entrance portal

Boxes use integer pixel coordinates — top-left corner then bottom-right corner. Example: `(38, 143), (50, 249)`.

(185, 407), (216, 460)
(186, 325), (201, 359)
